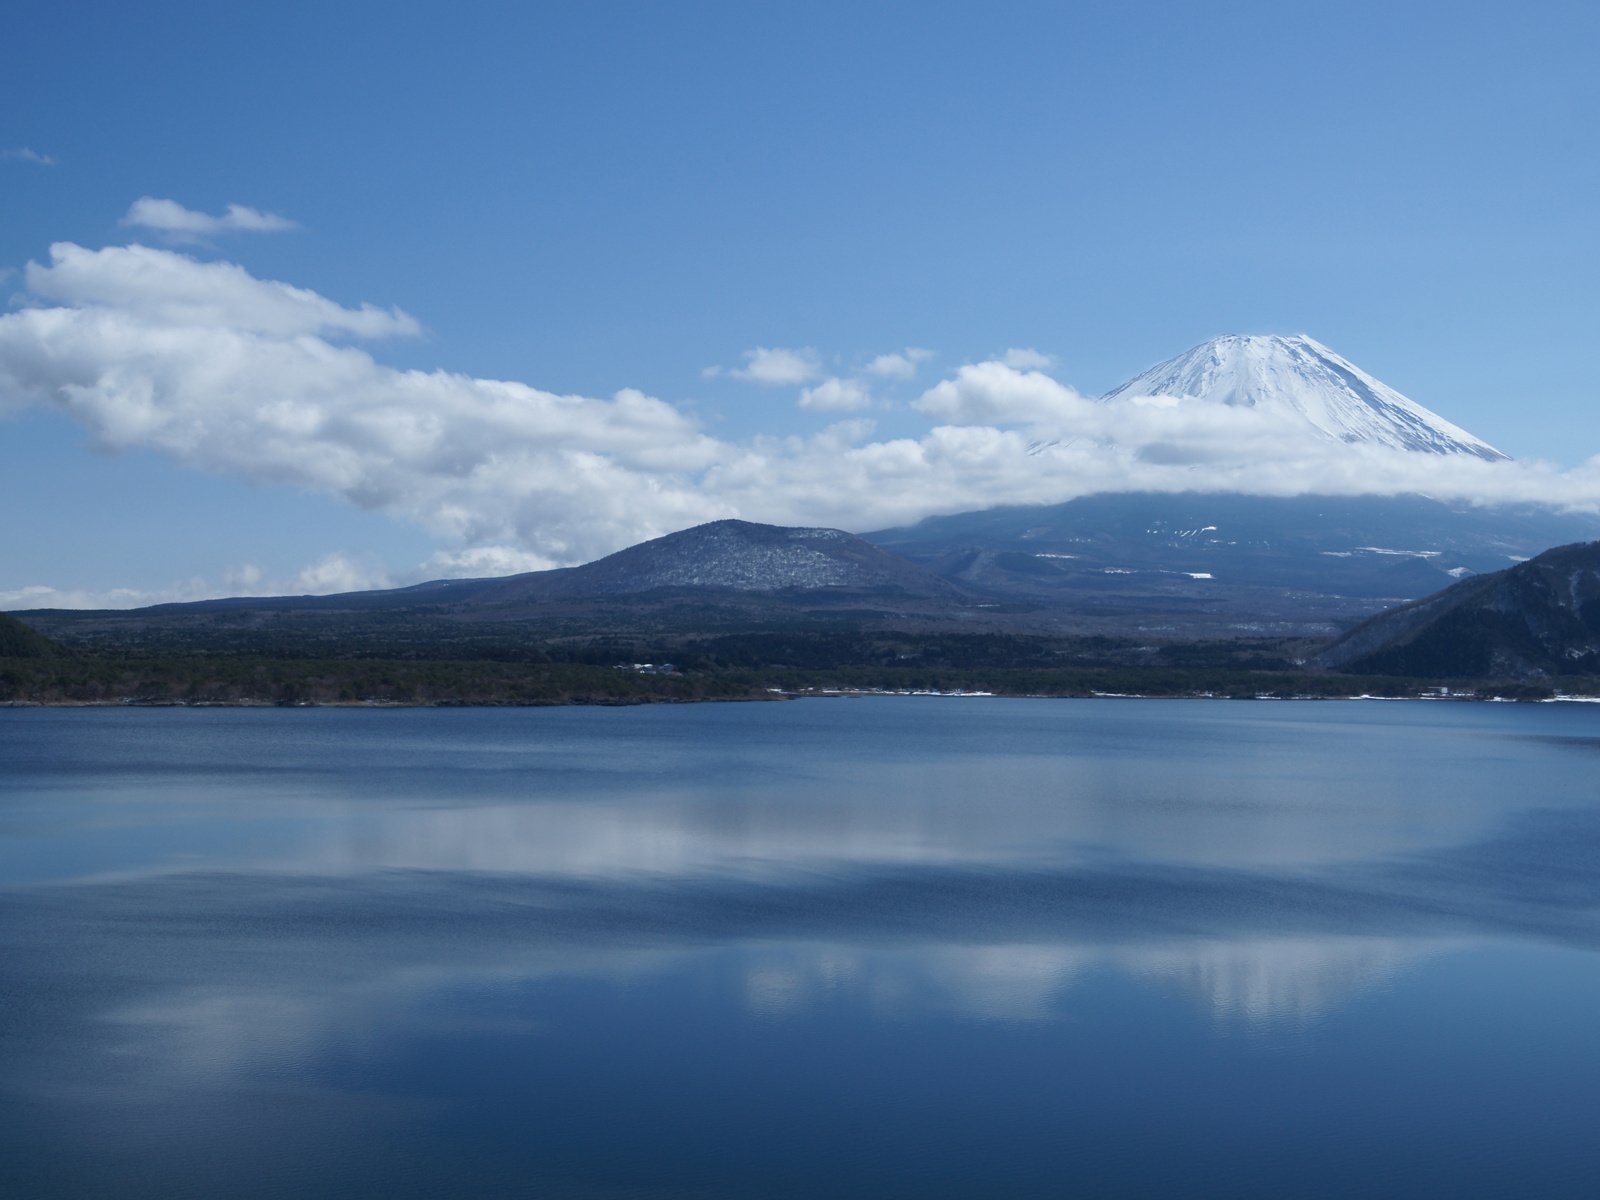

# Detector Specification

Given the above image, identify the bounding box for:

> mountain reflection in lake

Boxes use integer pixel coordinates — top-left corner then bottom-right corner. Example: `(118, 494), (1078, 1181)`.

(3, 699), (1598, 1198)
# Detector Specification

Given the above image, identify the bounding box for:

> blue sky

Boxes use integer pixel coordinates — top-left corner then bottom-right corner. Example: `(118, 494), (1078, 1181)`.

(4, 0), (1599, 606)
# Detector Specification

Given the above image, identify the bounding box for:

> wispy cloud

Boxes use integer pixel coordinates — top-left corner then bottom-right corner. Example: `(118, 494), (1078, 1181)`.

(999, 347), (1055, 370)
(2, 147), (57, 166)
(0, 552), (392, 611)
(121, 196), (299, 240)
(421, 546), (559, 578)
(704, 346), (823, 385)
(864, 347), (934, 379)
(798, 377), (873, 412)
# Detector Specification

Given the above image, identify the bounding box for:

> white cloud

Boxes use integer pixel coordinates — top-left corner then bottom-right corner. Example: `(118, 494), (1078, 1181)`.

(818, 418), (876, 446)
(798, 376), (873, 412)
(864, 347), (934, 379)
(5, 235), (1600, 608)
(26, 242), (420, 339)
(3, 147), (57, 167)
(0, 241), (729, 569)
(1000, 347), (1055, 370)
(711, 346), (823, 385)
(121, 196), (299, 238)
(286, 552), (391, 595)
(913, 361), (1089, 425)
(420, 545), (559, 578)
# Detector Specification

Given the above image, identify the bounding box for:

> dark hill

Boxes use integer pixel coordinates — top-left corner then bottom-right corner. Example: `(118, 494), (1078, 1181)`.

(0, 612), (55, 657)
(468, 519), (967, 606)
(1314, 541), (1600, 678)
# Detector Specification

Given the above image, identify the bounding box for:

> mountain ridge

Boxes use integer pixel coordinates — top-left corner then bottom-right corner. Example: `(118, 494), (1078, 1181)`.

(16, 501), (1600, 643)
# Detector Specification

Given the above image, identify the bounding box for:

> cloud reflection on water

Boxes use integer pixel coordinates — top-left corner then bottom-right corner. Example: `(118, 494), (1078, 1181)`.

(4, 702), (1600, 1196)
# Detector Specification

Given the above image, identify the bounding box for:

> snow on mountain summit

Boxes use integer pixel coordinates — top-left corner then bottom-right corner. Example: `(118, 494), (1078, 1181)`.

(1101, 334), (1508, 461)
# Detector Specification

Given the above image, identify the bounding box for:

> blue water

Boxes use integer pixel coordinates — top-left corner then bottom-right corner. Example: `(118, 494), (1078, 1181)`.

(2, 699), (1598, 1198)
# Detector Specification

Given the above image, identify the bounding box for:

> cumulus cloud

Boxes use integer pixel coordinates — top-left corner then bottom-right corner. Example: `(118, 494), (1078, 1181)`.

(25, 242), (420, 339)
(121, 196), (299, 238)
(706, 346), (823, 385)
(798, 376), (873, 412)
(1, 241), (729, 568)
(864, 347), (934, 379)
(914, 361), (1090, 426)
(3, 147), (57, 166)
(5, 234), (1600, 609)
(1000, 347), (1055, 370)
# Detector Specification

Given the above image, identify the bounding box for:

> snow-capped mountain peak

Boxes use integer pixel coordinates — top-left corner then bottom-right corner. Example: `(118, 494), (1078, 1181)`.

(1101, 334), (1508, 460)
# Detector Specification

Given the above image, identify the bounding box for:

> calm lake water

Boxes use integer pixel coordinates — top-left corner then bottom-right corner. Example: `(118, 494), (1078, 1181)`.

(2, 698), (1598, 1198)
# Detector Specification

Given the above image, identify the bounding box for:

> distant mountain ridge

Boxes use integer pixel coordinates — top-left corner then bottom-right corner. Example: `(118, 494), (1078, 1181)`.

(1315, 541), (1600, 678)
(18, 501), (1600, 646)
(48, 520), (967, 619)
(1103, 334), (1507, 460)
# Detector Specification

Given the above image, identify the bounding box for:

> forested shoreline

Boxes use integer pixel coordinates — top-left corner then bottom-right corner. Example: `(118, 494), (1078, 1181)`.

(0, 652), (1574, 706)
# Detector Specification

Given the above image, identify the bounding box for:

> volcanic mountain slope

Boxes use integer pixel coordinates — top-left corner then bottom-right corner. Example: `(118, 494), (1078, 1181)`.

(469, 519), (967, 606)
(857, 337), (1555, 631)
(865, 493), (1600, 633)
(1102, 334), (1508, 460)
(1314, 541), (1600, 678)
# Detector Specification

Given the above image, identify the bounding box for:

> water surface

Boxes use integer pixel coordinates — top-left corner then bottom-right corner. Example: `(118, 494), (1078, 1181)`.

(3, 699), (1598, 1197)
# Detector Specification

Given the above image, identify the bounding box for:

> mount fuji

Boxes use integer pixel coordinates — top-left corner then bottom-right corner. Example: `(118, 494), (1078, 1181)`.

(858, 334), (1595, 632)
(1101, 334), (1508, 461)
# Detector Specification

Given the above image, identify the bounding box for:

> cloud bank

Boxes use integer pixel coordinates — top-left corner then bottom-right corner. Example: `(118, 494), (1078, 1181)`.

(4, 235), (1600, 605)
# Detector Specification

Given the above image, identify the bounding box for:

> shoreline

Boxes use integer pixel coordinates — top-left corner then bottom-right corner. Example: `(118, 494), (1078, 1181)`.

(5, 688), (1596, 709)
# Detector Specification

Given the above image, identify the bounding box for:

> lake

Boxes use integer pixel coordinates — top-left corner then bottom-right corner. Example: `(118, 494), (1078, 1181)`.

(2, 698), (1598, 1198)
